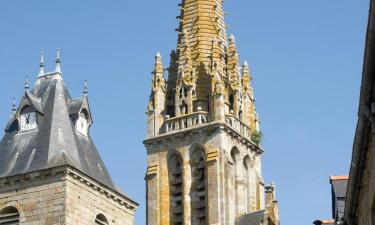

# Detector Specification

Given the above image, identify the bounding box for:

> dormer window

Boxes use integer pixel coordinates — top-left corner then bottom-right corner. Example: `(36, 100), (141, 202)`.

(20, 106), (37, 131)
(76, 110), (89, 136)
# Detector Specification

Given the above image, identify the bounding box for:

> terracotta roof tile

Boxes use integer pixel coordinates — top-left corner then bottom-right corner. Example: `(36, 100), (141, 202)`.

(330, 175), (349, 182)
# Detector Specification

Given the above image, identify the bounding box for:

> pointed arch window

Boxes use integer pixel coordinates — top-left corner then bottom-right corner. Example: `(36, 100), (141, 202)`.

(95, 214), (109, 225)
(190, 149), (207, 225)
(168, 153), (184, 225)
(0, 206), (20, 225)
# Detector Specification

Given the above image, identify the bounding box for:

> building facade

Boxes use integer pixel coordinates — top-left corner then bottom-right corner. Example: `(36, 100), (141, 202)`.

(144, 0), (279, 225)
(344, 0), (375, 224)
(0, 51), (138, 224)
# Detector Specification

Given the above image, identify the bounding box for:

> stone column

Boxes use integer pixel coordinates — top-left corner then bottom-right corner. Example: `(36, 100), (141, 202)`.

(207, 148), (221, 225)
(146, 163), (159, 225)
(183, 150), (192, 225)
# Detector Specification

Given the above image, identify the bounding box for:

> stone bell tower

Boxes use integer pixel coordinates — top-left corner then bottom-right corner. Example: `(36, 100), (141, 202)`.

(144, 1), (278, 225)
(0, 50), (138, 224)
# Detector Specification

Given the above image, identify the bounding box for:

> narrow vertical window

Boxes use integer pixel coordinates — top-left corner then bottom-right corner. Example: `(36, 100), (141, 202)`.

(95, 214), (109, 225)
(190, 150), (207, 225)
(231, 148), (241, 215)
(169, 154), (184, 225)
(243, 156), (251, 213)
(0, 206), (20, 225)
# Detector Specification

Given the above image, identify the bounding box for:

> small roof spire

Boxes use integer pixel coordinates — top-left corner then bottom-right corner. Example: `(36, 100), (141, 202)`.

(24, 75), (29, 90)
(12, 98), (17, 115)
(38, 51), (45, 77)
(83, 80), (88, 96)
(55, 48), (62, 73)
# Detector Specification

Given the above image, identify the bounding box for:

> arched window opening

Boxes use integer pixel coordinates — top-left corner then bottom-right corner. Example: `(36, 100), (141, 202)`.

(95, 214), (109, 225)
(169, 154), (184, 225)
(0, 206), (20, 225)
(231, 148), (241, 215)
(180, 100), (188, 115)
(190, 149), (207, 225)
(243, 156), (252, 213)
(229, 94), (234, 113)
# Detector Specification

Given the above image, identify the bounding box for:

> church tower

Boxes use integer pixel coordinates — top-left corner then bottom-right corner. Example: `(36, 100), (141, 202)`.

(144, 1), (278, 225)
(0, 50), (138, 224)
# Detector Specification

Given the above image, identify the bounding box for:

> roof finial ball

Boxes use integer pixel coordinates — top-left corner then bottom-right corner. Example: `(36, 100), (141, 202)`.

(83, 80), (89, 96)
(55, 48), (62, 74)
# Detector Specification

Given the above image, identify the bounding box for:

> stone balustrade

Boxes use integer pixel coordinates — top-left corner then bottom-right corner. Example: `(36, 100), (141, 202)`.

(225, 115), (252, 140)
(164, 112), (210, 133)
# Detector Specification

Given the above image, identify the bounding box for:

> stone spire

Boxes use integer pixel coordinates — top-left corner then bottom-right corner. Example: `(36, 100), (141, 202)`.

(152, 52), (166, 91)
(55, 48), (62, 74)
(241, 61), (257, 131)
(242, 61), (253, 98)
(178, 29), (195, 86)
(147, 52), (166, 138)
(228, 34), (241, 92)
(38, 51), (45, 78)
(177, 0), (227, 63)
(173, 0), (228, 110)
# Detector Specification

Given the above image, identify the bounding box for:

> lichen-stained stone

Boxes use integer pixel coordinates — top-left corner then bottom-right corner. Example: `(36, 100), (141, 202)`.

(0, 60), (138, 224)
(144, 0), (280, 224)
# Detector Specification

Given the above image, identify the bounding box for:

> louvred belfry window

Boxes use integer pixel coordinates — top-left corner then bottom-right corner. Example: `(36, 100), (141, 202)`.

(0, 206), (20, 225)
(169, 154), (184, 225)
(190, 150), (207, 225)
(95, 214), (109, 225)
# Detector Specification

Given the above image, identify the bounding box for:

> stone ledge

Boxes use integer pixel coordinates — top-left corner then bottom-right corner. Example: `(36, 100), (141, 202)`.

(144, 121), (263, 155)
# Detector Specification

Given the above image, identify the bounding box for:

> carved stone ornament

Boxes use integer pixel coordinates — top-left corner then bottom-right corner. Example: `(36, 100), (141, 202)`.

(214, 81), (225, 96)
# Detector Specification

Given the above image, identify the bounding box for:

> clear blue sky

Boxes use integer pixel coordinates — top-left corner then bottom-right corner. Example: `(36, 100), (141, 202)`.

(0, 0), (369, 224)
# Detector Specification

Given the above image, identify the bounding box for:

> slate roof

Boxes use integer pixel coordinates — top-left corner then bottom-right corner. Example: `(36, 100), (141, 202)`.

(330, 177), (348, 221)
(237, 210), (267, 225)
(0, 73), (115, 190)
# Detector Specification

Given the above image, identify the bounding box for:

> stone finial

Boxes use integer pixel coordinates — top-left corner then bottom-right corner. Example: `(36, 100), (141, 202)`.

(229, 34), (236, 43)
(24, 76), (29, 90)
(83, 80), (89, 96)
(12, 98), (16, 115)
(38, 51), (45, 78)
(152, 52), (166, 92)
(55, 48), (62, 73)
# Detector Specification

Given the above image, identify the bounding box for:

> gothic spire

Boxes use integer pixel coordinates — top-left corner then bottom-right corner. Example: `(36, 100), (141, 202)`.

(38, 51), (45, 77)
(227, 34), (241, 91)
(177, 0), (228, 64)
(242, 61), (253, 99)
(55, 48), (62, 74)
(178, 29), (194, 85)
(152, 52), (166, 92)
